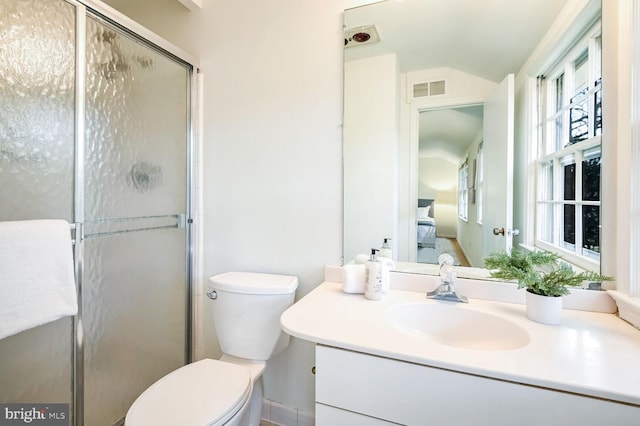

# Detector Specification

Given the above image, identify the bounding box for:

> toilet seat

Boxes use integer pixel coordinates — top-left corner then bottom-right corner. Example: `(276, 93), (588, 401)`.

(125, 359), (252, 426)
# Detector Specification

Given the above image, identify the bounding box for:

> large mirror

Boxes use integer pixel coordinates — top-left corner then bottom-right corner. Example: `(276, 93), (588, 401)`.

(343, 0), (601, 279)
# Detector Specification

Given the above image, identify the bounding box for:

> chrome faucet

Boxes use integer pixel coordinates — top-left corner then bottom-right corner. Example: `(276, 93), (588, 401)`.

(426, 254), (468, 303)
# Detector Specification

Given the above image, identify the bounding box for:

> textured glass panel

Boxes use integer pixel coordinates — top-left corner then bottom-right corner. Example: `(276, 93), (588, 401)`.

(84, 17), (189, 221)
(83, 228), (186, 425)
(0, 319), (72, 404)
(0, 0), (76, 221)
(0, 0), (75, 406)
(83, 15), (190, 426)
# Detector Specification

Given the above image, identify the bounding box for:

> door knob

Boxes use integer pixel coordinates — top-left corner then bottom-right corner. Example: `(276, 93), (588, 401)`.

(493, 227), (520, 237)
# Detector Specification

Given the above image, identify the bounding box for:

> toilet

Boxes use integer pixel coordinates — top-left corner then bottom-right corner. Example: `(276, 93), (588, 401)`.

(125, 272), (298, 426)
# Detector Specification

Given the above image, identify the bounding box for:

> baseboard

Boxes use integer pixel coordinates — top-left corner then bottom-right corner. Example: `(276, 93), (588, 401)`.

(261, 399), (314, 426)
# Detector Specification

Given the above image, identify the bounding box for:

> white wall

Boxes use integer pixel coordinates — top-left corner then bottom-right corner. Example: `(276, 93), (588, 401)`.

(344, 53), (399, 262)
(103, 0), (345, 413)
(97, 0), (638, 416)
(418, 156), (458, 237)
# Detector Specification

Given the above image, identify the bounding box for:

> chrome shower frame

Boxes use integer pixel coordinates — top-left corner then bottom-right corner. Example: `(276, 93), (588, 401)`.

(64, 1), (200, 425)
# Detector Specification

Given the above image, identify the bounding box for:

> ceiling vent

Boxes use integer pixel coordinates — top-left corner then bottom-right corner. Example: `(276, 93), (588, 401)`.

(344, 25), (380, 48)
(412, 80), (446, 98)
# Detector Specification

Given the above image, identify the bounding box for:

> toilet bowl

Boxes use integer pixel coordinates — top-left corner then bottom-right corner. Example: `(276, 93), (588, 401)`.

(125, 359), (252, 426)
(125, 272), (298, 426)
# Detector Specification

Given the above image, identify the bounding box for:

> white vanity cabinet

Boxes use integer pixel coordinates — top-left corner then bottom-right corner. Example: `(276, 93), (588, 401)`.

(315, 345), (640, 426)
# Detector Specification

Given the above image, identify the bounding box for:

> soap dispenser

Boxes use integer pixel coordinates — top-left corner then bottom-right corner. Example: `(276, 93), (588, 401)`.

(365, 248), (383, 300)
(379, 238), (393, 259)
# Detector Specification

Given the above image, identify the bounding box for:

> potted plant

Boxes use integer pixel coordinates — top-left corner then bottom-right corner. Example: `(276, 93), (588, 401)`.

(484, 249), (612, 325)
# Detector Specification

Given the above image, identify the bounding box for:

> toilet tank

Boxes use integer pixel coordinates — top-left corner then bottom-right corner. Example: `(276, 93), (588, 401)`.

(209, 272), (298, 361)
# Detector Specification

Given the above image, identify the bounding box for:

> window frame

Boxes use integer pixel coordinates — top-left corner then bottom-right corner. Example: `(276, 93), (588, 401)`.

(534, 21), (602, 272)
(458, 159), (469, 222)
(476, 143), (484, 225)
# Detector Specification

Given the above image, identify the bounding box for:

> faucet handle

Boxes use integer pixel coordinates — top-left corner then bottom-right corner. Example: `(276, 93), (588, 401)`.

(439, 263), (457, 284)
(438, 253), (455, 266)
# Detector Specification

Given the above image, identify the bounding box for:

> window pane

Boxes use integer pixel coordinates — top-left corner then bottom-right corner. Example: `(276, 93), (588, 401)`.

(562, 156), (576, 201)
(458, 163), (468, 220)
(477, 150), (483, 224)
(540, 161), (554, 201)
(594, 81), (602, 136)
(569, 94), (588, 144)
(555, 74), (564, 112)
(582, 205), (600, 255)
(563, 204), (576, 247)
(539, 203), (554, 243)
(582, 148), (601, 201)
(553, 74), (564, 151)
(594, 36), (602, 83)
(534, 21), (602, 266)
(574, 51), (588, 93)
(555, 116), (563, 151)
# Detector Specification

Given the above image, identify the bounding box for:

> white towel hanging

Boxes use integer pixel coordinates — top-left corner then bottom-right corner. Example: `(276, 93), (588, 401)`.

(0, 219), (78, 340)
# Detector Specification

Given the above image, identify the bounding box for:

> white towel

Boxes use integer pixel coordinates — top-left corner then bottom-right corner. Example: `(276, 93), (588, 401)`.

(0, 219), (78, 340)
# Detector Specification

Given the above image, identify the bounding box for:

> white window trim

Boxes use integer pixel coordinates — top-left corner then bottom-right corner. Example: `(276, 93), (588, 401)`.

(476, 145), (484, 225)
(458, 160), (469, 222)
(533, 21), (602, 272)
(629, 0), (640, 299)
(521, 0), (639, 324)
(535, 136), (602, 271)
(602, 0), (640, 326)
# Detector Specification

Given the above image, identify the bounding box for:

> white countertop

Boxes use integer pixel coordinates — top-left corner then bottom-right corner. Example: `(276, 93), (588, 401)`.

(281, 281), (640, 405)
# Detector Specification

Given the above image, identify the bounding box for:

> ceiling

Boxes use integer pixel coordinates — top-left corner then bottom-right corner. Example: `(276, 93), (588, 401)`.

(344, 0), (569, 82)
(419, 105), (483, 162)
(344, 0), (569, 161)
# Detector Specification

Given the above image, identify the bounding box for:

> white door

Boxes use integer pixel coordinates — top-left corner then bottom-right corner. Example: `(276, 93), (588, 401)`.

(482, 73), (515, 257)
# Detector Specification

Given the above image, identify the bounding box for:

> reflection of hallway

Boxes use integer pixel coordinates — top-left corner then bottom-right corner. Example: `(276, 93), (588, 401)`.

(417, 238), (470, 267)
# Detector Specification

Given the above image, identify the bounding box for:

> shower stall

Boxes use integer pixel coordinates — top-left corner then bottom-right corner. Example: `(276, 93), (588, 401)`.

(0, 0), (197, 424)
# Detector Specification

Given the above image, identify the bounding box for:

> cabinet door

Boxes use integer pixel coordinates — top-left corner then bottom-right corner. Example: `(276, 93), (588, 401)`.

(316, 403), (400, 425)
(316, 345), (640, 426)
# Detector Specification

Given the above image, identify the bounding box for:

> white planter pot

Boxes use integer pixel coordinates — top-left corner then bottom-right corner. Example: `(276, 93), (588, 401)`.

(525, 290), (563, 325)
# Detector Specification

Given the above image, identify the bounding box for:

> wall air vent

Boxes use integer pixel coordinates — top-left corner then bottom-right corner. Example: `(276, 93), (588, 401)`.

(344, 25), (380, 48)
(412, 80), (446, 98)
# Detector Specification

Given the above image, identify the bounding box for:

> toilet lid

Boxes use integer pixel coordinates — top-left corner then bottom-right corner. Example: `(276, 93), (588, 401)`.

(126, 359), (252, 426)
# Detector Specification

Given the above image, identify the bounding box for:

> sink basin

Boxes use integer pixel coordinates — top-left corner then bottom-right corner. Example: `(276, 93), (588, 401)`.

(386, 303), (530, 351)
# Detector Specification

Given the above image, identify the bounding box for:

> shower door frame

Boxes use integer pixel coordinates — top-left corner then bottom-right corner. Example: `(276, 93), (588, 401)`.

(67, 1), (200, 425)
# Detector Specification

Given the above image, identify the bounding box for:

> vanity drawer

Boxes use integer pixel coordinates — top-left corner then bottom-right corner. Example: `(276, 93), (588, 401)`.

(315, 345), (640, 426)
(316, 403), (399, 425)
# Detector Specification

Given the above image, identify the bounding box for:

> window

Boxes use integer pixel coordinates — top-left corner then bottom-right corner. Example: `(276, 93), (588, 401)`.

(458, 160), (469, 221)
(535, 22), (602, 271)
(476, 144), (484, 225)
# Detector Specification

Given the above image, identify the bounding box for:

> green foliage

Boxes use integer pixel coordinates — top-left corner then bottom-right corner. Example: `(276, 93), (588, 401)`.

(484, 249), (613, 297)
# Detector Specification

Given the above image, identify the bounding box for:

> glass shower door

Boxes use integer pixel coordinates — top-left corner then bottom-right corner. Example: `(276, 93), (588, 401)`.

(0, 0), (76, 407)
(82, 15), (191, 425)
